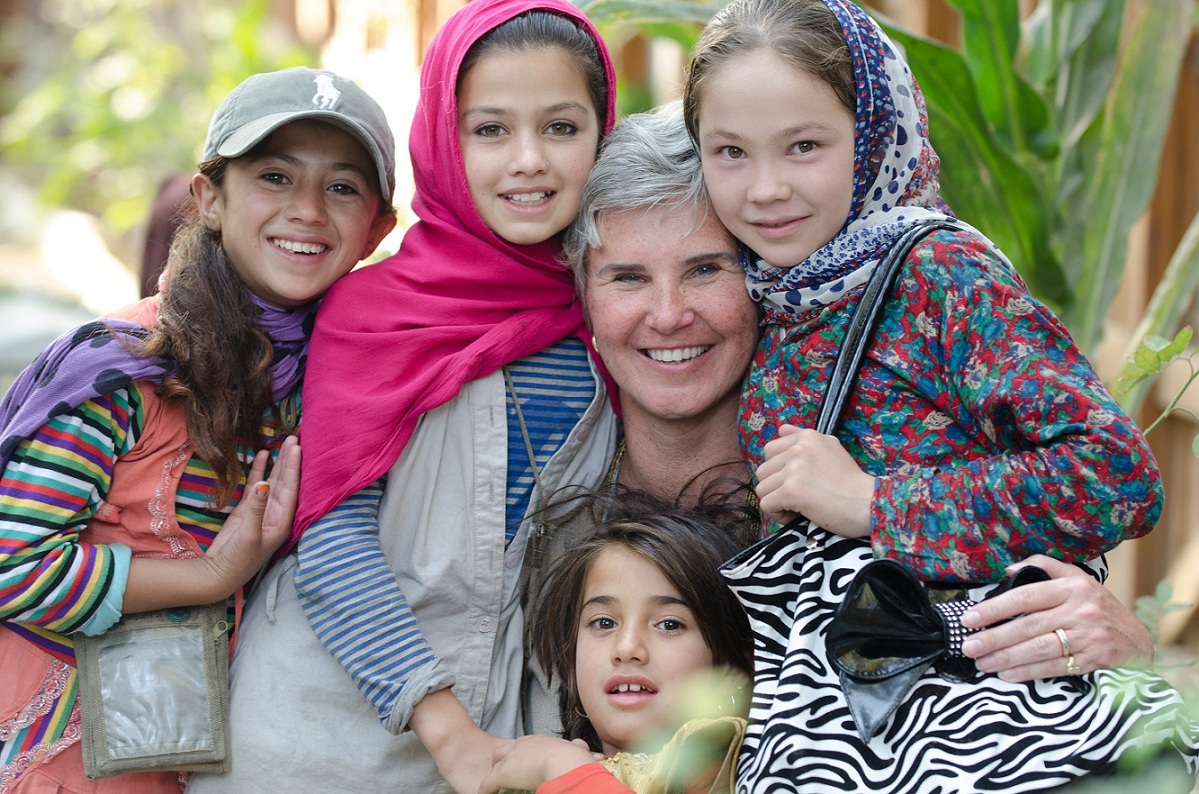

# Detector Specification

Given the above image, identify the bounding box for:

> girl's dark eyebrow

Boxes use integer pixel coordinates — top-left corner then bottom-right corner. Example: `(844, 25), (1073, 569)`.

(581, 594), (690, 609)
(461, 100), (591, 120)
(702, 120), (840, 144)
(547, 100), (591, 115)
(776, 121), (842, 137)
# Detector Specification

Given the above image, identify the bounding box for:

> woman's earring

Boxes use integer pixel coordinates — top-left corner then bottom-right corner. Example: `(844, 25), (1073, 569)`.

(591, 335), (600, 355)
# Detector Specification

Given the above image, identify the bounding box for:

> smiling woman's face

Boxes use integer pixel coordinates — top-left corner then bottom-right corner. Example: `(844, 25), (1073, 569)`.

(584, 205), (758, 427)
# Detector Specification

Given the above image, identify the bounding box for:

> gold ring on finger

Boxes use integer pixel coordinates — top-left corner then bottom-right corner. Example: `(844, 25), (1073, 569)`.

(1066, 655), (1082, 676)
(1054, 627), (1071, 658)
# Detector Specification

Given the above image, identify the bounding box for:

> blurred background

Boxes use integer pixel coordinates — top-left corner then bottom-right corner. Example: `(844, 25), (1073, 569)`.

(1, 0), (1198, 665)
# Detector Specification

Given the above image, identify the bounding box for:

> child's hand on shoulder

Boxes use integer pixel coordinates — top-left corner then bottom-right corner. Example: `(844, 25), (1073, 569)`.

(755, 425), (874, 537)
(202, 435), (300, 592)
(478, 735), (597, 793)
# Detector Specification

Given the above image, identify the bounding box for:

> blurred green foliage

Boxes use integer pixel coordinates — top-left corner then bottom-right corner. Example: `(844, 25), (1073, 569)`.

(0, 0), (313, 242)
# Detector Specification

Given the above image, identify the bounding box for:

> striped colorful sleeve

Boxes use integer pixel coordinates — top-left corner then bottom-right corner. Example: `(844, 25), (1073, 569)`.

(295, 480), (454, 734)
(0, 386), (142, 633)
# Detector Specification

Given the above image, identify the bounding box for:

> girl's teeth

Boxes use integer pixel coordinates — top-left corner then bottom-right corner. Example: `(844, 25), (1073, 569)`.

(505, 192), (550, 204)
(275, 239), (327, 254)
(615, 683), (646, 693)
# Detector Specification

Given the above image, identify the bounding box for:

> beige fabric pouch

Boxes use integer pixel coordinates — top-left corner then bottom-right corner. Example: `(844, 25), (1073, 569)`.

(75, 602), (231, 778)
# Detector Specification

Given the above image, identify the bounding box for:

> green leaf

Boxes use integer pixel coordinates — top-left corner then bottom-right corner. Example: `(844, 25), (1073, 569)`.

(631, 20), (704, 49)
(1117, 210), (1199, 414)
(1024, 0), (1117, 89)
(1142, 335), (1173, 354)
(1060, 0), (1195, 352)
(1051, 0), (1124, 150)
(580, 0), (724, 26)
(1133, 345), (1164, 373)
(1139, 328), (1191, 365)
(880, 22), (1068, 306)
(947, 0), (1057, 158)
(0, 0), (315, 237)
(1156, 579), (1174, 602)
(1115, 372), (1150, 396)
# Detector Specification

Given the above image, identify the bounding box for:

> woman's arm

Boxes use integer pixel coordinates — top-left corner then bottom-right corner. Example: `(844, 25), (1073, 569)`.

(295, 481), (502, 793)
(294, 479), (454, 731)
(478, 734), (616, 794)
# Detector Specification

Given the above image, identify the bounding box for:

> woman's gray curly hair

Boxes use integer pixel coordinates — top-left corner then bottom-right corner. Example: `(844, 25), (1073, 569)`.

(560, 100), (710, 297)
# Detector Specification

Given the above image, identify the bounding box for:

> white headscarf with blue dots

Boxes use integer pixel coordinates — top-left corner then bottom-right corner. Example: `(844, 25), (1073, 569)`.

(744, 0), (961, 323)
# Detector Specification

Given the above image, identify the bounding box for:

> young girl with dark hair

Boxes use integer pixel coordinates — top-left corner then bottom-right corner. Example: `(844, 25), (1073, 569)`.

(0, 66), (395, 792)
(482, 495), (753, 794)
(682, 0), (1199, 788)
(185, 2), (621, 792)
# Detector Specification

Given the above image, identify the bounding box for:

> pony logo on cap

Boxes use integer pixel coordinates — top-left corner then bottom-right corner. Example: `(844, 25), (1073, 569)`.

(313, 73), (342, 110)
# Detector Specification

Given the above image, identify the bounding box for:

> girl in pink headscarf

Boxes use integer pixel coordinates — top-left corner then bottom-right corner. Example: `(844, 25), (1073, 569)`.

(185, 2), (619, 792)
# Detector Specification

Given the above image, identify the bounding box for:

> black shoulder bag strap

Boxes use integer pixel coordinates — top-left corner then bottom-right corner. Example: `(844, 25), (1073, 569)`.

(805, 219), (1055, 742)
(728, 217), (959, 559)
(813, 218), (960, 436)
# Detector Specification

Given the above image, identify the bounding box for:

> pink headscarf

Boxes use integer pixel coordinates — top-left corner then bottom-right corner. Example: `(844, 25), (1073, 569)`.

(292, 0), (617, 541)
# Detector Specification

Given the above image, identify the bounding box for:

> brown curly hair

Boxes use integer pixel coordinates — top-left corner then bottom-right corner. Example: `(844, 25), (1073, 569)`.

(135, 157), (287, 507)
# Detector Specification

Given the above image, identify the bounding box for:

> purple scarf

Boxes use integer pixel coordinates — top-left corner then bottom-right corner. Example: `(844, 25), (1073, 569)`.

(0, 293), (315, 474)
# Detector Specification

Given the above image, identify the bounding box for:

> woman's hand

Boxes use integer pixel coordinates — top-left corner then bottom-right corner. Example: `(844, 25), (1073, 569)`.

(755, 425), (874, 537)
(961, 555), (1153, 681)
(478, 735), (597, 793)
(410, 688), (505, 794)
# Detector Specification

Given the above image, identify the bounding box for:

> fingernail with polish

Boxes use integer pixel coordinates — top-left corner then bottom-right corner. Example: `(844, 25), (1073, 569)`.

(254, 483), (270, 498)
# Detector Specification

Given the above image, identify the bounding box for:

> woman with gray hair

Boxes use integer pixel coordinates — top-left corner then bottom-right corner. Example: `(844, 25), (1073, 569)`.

(521, 101), (760, 740)
(559, 100), (757, 506)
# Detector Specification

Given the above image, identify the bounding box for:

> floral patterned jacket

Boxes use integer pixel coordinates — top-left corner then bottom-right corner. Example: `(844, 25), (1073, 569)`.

(740, 227), (1163, 582)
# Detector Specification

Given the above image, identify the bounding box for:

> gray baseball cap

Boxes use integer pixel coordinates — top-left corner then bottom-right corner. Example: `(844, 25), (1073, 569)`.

(202, 66), (395, 204)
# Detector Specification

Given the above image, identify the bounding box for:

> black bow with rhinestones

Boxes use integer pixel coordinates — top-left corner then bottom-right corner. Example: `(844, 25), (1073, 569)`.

(826, 559), (1050, 742)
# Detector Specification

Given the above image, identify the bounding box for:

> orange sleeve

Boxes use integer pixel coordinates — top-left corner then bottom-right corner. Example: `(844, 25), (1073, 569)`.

(536, 763), (633, 794)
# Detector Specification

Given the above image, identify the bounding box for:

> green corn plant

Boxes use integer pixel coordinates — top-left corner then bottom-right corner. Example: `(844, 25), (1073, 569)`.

(876, 0), (1197, 363)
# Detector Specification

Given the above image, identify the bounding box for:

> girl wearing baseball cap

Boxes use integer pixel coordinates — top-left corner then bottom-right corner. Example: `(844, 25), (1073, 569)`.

(0, 66), (395, 792)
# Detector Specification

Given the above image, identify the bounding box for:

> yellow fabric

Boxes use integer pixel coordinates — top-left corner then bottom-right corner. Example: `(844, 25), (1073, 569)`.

(599, 716), (746, 794)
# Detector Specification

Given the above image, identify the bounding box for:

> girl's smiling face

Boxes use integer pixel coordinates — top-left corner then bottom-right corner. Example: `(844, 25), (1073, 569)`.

(457, 46), (601, 246)
(575, 546), (715, 756)
(194, 119), (395, 308)
(697, 50), (856, 269)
